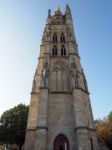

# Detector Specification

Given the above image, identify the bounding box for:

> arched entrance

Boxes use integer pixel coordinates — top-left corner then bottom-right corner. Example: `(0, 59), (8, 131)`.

(54, 134), (69, 150)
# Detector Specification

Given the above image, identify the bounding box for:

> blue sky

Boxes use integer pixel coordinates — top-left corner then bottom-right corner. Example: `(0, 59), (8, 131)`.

(0, 0), (112, 119)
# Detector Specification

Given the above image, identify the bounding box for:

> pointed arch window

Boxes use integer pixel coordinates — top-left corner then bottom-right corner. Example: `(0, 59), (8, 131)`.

(60, 33), (65, 42)
(53, 33), (57, 42)
(61, 45), (66, 56)
(76, 72), (79, 88)
(52, 45), (58, 56)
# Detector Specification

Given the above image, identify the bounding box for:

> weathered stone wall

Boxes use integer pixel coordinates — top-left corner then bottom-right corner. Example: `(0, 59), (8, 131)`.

(47, 94), (76, 150)
(24, 129), (36, 150)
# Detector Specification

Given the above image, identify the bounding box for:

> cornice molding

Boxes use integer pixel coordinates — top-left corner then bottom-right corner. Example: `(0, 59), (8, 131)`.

(74, 126), (96, 131)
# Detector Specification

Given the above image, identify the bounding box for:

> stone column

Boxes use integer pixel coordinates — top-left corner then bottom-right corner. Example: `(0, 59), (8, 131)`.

(34, 88), (48, 150)
(72, 89), (91, 150)
(24, 93), (40, 150)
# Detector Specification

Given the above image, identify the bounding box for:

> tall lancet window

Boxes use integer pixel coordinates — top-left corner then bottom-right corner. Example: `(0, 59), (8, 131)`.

(90, 138), (94, 150)
(53, 33), (57, 42)
(52, 45), (58, 56)
(75, 72), (79, 88)
(61, 45), (66, 56)
(60, 33), (65, 42)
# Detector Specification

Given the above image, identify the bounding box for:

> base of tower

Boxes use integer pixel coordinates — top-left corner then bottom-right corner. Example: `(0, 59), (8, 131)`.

(24, 129), (36, 150)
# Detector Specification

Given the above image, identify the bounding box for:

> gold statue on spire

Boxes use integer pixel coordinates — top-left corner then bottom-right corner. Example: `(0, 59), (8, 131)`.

(55, 6), (61, 15)
(55, 6), (60, 12)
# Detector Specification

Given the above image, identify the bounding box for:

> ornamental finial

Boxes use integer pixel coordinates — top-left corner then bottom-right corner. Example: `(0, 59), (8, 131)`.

(55, 6), (61, 15)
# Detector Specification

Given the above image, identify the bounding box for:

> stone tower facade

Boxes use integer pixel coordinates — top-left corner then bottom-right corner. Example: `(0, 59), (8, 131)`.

(24, 5), (99, 150)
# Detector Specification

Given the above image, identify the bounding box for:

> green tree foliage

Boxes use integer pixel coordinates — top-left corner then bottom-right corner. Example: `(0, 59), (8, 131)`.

(108, 111), (112, 123)
(95, 112), (112, 150)
(0, 104), (29, 150)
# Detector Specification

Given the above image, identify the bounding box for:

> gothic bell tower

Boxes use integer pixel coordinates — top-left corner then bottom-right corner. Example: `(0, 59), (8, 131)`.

(24, 5), (99, 150)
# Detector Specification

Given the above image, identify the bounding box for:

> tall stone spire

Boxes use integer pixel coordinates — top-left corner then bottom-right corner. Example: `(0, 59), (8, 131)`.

(66, 4), (71, 13)
(48, 9), (51, 17)
(24, 5), (99, 150)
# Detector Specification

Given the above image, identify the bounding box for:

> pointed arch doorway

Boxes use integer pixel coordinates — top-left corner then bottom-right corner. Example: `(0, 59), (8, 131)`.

(54, 134), (69, 150)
